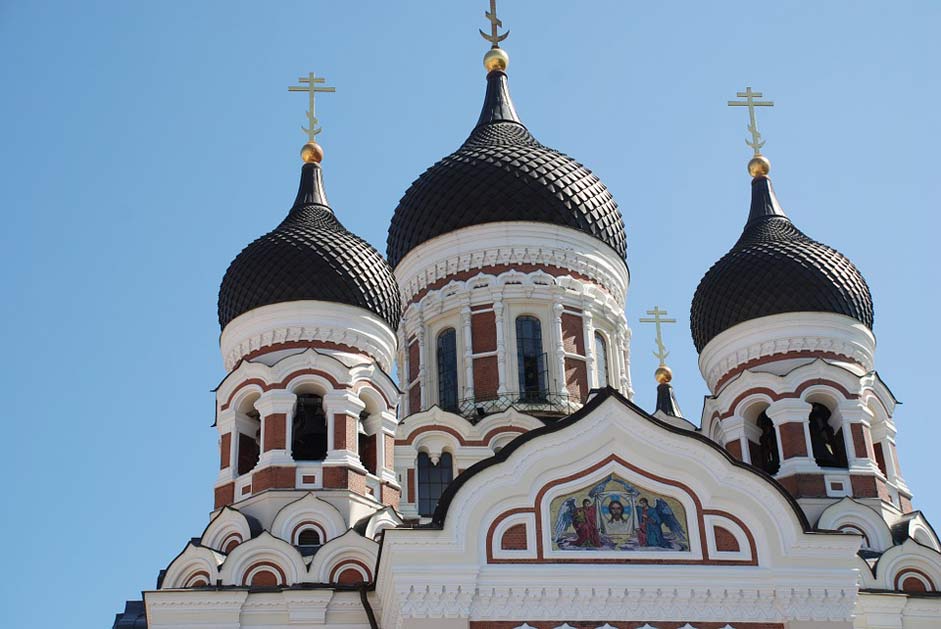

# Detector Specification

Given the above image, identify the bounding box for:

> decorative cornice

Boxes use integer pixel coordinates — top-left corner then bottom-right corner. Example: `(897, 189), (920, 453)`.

(699, 313), (876, 394)
(383, 584), (857, 623)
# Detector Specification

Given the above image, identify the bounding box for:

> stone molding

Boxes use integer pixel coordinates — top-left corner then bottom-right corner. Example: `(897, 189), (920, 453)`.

(393, 222), (630, 308)
(220, 300), (398, 372)
(698, 312), (876, 394)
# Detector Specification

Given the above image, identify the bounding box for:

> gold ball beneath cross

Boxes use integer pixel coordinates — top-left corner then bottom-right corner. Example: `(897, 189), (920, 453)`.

(748, 155), (771, 177)
(483, 48), (509, 72)
(301, 141), (324, 164)
(655, 365), (673, 384)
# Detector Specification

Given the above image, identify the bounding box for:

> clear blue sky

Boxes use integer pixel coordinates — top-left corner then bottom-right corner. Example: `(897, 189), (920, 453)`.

(1, 2), (938, 627)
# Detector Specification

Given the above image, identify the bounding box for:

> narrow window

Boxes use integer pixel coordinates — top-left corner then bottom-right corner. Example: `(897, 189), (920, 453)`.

(297, 528), (321, 547)
(358, 410), (377, 475)
(756, 411), (780, 475)
(594, 332), (609, 389)
(417, 452), (453, 517)
(808, 403), (848, 468)
(436, 328), (459, 411)
(516, 316), (547, 402)
(292, 394), (328, 460)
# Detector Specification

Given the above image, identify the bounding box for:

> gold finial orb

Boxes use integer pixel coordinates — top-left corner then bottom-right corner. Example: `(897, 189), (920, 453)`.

(483, 48), (509, 72)
(748, 155), (771, 177)
(301, 141), (324, 164)
(655, 365), (673, 384)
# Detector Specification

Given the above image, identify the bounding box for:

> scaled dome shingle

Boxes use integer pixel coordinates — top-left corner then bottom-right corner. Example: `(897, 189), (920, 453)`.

(690, 176), (873, 353)
(386, 70), (627, 269)
(218, 162), (401, 330)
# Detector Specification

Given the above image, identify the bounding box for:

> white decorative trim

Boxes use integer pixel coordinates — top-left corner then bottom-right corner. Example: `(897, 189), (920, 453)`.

(220, 300), (397, 372)
(698, 312), (876, 394)
(393, 222), (629, 307)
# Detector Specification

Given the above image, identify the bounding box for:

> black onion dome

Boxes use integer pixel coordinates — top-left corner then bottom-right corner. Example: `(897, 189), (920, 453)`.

(218, 162), (401, 330)
(386, 70), (626, 268)
(690, 175), (873, 353)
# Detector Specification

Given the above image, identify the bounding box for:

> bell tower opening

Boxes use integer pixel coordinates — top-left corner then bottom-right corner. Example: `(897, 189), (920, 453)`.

(292, 393), (328, 461)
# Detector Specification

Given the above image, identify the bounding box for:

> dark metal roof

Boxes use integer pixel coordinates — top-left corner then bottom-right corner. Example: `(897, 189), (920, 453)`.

(218, 162), (401, 330)
(655, 382), (684, 417)
(113, 600), (147, 629)
(386, 70), (627, 269)
(690, 176), (873, 353)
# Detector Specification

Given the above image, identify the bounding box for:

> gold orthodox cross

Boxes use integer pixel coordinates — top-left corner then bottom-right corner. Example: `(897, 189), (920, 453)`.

(639, 306), (677, 367)
(479, 0), (509, 48)
(728, 87), (774, 156)
(288, 72), (336, 143)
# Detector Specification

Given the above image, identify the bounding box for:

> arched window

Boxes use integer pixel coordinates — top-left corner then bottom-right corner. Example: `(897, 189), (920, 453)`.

(292, 393), (328, 461)
(808, 403), (848, 468)
(594, 332), (609, 389)
(436, 328), (458, 412)
(755, 410), (780, 475)
(297, 528), (321, 548)
(417, 452), (453, 517)
(516, 316), (547, 402)
(237, 405), (260, 476)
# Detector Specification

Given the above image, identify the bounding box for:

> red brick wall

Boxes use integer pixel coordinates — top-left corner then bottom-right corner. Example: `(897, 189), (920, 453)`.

(220, 432), (231, 469)
(408, 386), (421, 414)
(333, 413), (357, 451)
(252, 466), (295, 492)
(214, 482), (235, 509)
(725, 439), (743, 460)
(323, 466), (367, 493)
(384, 434), (395, 471)
(500, 523), (528, 550)
(850, 474), (879, 498)
(561, 312), (585, 355)
(565, 357), (589, 402)
(408, 341), (420, 382)
(714, 526), (740, 552)
(851, 423), (869, 459)
(474, 355), (499, 399)
(407, 468), (415, 503)
(472, 310), (497, 353)
(777, 473), (827, 498)
(381, 483), (401, 509)
(778, 422), (807, 458)
(263, 413), (287, 451)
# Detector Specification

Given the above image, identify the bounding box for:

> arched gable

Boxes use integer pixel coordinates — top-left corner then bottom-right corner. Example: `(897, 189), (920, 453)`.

(161, 543), (224, 589)
(376, 390), (860, 627)
(200, 506), (259, 553)
(218, 531), (307, 587)
(269, 492), (347, 545)
(817, 498), (894, 552)
(308, 529), (378, 584)
(873, 539), (941, 592)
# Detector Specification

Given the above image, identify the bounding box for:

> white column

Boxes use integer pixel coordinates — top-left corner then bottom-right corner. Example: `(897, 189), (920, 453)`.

(322, 390), (367, 471)
(838, 401), (881, 474)
(396, 326), (408, 417)
(416, 310), (428, 410)
(363, 410), (400, 487)
(621, 322), (634, 398)
(460, 304), (474, 401)
(254, 390), (297, 468)
(493, 298), (508, 395)
(216, 408), (238, 483)
(582, 310), (597, 388)
(551, 301), (570, 397)
(766, 398), (818, 476)
(614, 328), (628, 396)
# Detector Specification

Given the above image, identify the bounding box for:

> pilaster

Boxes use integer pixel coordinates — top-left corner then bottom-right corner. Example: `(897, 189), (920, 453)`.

(254, 390), (297, 468)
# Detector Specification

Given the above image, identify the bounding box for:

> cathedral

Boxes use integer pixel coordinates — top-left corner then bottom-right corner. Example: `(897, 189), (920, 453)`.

(113, 6), (941, 629)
